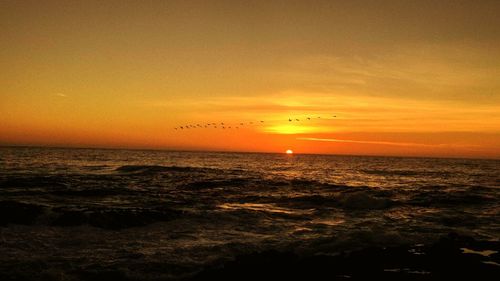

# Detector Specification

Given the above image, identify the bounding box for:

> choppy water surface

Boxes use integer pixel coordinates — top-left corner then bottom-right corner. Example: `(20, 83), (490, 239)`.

(0, 147), (499, 279)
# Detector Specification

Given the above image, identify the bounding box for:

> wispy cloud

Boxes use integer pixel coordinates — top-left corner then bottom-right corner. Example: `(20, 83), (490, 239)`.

(142, 90), (500, 134)
(297, 137), (481, 148)
(273, 43), (500, 104)
(55, 93), (67, 98)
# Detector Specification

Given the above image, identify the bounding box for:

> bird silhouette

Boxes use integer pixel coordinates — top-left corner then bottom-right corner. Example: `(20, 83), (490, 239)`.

(295, 119), (300, 121)
(307, 117), (311, 120)
(289, 118), (292, 122)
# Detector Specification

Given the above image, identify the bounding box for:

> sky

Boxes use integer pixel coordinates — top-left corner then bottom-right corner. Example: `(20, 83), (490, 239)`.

(1, 0), (499, 158)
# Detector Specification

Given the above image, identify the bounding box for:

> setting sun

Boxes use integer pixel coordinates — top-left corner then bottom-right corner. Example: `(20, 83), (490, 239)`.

(286, 149), (294, 155)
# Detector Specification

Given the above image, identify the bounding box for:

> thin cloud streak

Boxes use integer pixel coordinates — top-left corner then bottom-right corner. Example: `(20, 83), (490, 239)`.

(297, 137), (481, 148)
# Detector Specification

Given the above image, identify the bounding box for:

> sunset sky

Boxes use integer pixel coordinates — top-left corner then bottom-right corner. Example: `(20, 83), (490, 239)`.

(1, 0), (499, 158)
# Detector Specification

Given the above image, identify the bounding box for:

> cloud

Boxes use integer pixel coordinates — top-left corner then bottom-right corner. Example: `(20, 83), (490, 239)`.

(272, 43), (500, 104)
(142, 89), (500, 134)
(297, 137), (481, 148)
(55, 93), (67, 98)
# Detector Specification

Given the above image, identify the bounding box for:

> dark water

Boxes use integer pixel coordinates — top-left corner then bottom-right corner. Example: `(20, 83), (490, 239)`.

(1, 147), (499, 279)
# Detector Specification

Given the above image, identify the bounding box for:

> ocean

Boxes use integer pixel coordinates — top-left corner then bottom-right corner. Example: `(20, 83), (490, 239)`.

(1, 147), (499, 280)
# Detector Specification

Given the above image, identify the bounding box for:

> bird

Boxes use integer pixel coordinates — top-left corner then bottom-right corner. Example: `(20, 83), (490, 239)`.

(332, 115), (337, 118)
(295, 119), (300, 121)
(307, 117), (311, 120)
(174, 128), (177, 130)
(317, 117), (321, 119)
(240, 123), (244, 125)
(289, 118), (292, 122)
(260, 120), (264, 123)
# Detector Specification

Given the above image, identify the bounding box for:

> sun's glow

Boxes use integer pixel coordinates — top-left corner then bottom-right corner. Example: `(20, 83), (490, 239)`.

(264, 124), (319, 134)
(286, 149), (293, 154)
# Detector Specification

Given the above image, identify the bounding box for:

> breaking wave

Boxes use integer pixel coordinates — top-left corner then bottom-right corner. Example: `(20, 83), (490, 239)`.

(0, 200), (182, 229)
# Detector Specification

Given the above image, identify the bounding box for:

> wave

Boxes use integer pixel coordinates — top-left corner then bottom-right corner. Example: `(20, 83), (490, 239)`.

(0, 201), (183, 229)
(49, 187), (139, 197)
(0, 201), (44, 226)
(182, 178), (252, 189)
(407, 191), (498, 207)
(336, 191), (395, 210)
(278, 191), (395, 210)
(218, 202), (314, 216)
(51, 207), (182, 229)
(179, 176), (354, 194)
(114, 165), (224, 175)
(362, 169), (454, 177)
(0, 176), (68, 189)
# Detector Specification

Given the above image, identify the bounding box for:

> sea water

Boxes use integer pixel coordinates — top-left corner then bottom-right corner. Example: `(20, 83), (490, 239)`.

(0, 147), (499, 278)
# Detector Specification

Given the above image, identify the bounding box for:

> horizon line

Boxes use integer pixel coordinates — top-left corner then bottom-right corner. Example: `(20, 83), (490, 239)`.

(0, 144), (498, 161)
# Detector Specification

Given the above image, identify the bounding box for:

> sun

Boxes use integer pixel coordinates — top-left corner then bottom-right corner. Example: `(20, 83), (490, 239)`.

(286, 149), (293, 155)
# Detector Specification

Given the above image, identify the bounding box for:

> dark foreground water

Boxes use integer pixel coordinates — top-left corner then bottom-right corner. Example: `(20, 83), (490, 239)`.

(0, 147), (499, 280)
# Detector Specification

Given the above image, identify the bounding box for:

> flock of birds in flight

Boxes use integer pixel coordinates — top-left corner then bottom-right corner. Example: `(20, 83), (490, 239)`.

(173, 115), (337, 130)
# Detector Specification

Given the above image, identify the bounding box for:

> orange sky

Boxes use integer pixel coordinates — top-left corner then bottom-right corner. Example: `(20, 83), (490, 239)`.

(1, 1), (499, 158)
